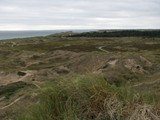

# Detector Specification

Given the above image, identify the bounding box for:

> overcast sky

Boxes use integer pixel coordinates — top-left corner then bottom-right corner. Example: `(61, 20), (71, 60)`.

(0, 0), (160, 30)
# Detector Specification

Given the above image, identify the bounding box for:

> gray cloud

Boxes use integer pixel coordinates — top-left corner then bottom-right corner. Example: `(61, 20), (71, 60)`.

(0, 0), (160, 30)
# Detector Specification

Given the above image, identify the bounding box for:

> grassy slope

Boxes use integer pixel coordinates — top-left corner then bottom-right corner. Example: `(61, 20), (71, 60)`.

(17, 74), (160, 120)
(0, 35), (160, 120)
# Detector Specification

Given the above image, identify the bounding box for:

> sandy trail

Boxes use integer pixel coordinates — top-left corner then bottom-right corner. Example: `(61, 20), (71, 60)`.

(132, 79), (160, 88)
(0, 82), (41, 110)
(97, 46), (109, 53)
(0, 96), (24, 110)
(0, 70), (35, 85)
(0, 70), (42, 110)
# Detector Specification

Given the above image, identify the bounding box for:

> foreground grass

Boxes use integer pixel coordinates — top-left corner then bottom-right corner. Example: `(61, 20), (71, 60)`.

(17, 74), (160, 120)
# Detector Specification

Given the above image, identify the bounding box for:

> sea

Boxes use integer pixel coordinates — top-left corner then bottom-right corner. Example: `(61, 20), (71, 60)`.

(0, 30), (94, 40)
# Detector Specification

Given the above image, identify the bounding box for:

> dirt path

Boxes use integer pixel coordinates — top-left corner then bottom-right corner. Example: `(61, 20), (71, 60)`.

(32, 81), (42, 89)
(19, 73), (31, 81)
(18, 71), (41, 89)
(97, 46), (109, 53)
(0, 70), (42, 110)
(0, 82), (41, 110)
(0, 96), (24, 110)
(0, 70), (36, 85)
(131, 79), (160, 88)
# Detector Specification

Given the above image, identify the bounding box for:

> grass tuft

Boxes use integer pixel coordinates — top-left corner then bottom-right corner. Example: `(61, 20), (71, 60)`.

(17, 74), (160, 120)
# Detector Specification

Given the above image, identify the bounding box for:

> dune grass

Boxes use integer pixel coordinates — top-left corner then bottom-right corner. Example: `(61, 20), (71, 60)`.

(17, 74), (160, 120)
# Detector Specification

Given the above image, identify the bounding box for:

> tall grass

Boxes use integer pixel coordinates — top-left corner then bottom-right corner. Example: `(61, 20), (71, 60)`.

(17, 74), (160, 120)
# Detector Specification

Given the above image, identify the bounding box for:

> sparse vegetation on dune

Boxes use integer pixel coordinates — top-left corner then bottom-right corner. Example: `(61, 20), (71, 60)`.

(0, 31), (160, 120)
(17, 74), (160, 120)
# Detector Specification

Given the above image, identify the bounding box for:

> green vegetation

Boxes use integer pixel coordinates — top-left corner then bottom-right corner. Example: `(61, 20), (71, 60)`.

(0, 31), (160, 120)
(17, 74), (159, 120)
(0, 81), (31, 99)
(71, 30), (160, 37)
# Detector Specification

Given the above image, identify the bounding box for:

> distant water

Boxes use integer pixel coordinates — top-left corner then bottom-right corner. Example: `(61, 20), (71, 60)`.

(0, 30), (94, 40)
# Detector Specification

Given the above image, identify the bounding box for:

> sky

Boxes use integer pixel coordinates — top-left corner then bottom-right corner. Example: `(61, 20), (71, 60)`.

(0, 0), (160, 30)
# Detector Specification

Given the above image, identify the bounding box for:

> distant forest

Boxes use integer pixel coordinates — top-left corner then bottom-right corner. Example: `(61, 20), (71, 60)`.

(70, 30), (160, 37)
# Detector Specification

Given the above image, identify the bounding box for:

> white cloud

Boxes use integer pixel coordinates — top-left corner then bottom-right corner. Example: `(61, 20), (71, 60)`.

(0, 0), (159, 30)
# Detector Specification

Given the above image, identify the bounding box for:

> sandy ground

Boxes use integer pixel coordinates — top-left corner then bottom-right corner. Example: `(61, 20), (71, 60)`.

(0, 70), (36, 86)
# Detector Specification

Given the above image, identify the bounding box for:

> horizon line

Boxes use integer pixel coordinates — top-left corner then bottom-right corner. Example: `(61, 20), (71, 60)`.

(0, 28), (160, 31)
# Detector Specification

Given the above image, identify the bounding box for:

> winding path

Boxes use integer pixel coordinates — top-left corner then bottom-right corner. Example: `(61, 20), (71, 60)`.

(97, 46), (109, 53)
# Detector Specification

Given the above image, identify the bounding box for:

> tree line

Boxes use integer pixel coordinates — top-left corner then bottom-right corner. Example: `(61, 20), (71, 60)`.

(69, 30), (160, 37)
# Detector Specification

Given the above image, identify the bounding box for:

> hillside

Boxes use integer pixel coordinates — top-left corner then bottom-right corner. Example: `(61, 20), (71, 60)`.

(0, 31), (160, 120)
